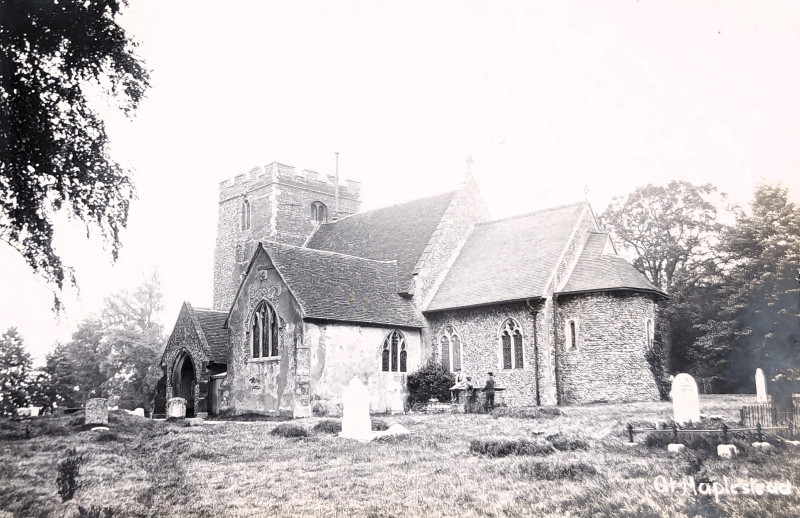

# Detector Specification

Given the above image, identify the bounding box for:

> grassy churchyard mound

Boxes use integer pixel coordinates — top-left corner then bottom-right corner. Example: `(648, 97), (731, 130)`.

(1, 395), (798, 517)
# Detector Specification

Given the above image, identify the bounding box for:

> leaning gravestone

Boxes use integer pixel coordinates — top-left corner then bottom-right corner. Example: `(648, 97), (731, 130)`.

(671, 374), (700, 424)
(85, 398), (109, 426)
(167, 397), (187, 420)
(755, 368), (768, 403)
(340, 377), (373, 441)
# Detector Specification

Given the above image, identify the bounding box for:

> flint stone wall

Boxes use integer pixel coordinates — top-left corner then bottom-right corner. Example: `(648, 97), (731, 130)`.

(554, 292), (660, 404)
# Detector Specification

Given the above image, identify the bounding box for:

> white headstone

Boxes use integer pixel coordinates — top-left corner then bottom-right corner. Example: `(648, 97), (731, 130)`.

(755, 368), (768, 403)
(167, 397), (187, 419)
(340, 377), (373, 441)
(671, 373), (700, 424)
(132, 408), (145, 417)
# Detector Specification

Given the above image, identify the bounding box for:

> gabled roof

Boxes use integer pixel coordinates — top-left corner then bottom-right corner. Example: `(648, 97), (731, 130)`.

(558, 231), (666, 297)
(260, 242), (423, 328)
(192, 307), (229, 362)
(426, 202), (590, 311)
(305, 192), (456, 289)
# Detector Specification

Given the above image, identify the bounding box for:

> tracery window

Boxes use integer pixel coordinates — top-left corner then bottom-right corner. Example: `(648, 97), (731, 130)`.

(381, 330), (407, 372)
(251, 301), (279, 358)
(311, 201), (328, 223)
(500, 318), (523, 369)
(241, 199), (251, 231)
(566, 319), (578, 350)
(438, 324), (462, 372)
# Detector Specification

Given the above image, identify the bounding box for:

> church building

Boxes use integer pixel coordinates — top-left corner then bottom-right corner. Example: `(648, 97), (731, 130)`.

(161, 161), (664, 417)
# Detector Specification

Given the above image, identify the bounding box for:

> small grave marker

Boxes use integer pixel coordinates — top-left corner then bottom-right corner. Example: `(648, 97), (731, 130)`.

(167, 397), (187, 419)
(340, 377), (372, 441)
(755, 368), (768, 403)
(85, 398), (109, 426)
(671, 373), (700, 424)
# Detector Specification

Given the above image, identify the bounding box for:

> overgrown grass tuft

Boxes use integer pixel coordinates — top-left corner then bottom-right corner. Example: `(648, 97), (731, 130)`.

(313, 419), (342, 434)
(94, 430), (119, 442)
(470, 438), (555, 457)
(516, 460), (598, 481)
(371, 418), (390, 431)
(490, 406), (563, 420)
(546, 432), (589, 451)
(56, 447), (83, 502)
(270, 423), (308, 438)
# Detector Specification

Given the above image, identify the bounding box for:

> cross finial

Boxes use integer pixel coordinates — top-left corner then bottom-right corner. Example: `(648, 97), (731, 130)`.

(583, 184), (590, 201)
(466, 156), (473, 174)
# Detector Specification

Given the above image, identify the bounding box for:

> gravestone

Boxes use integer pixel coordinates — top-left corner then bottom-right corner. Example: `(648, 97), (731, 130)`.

(671, 373), (700, 424)
(340, 377), (373, 441)
(85, 398), (109, 426)
(755, 368), (768, 403)
(167, 397), (187, 419)
(132, 408), (145, 417)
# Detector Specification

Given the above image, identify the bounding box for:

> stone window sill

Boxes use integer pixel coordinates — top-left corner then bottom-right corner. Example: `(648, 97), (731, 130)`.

(248, 357), (280, 364)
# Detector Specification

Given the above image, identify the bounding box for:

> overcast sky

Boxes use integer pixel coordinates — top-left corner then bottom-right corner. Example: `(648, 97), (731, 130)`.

(3, 0), (799, 365)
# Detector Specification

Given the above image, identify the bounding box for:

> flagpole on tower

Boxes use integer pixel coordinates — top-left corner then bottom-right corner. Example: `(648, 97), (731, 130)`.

(334, 152), (340, 219)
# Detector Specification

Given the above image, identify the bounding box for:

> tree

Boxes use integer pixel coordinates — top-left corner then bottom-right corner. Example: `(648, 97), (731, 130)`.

(0, 0), (150, 310)
(44, 273), (166, 410)
(0, 328), (33, 415)
(600, 181), (724, 292)
(709, 184), (800, 390)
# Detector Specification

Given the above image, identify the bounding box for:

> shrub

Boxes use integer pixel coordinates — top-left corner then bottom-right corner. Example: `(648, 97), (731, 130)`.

(270, 423), (308, 438)
(56, 448), (83, 502)
(313, 419), (342, 434)
(312, 402), (328, 417)
(469, 438), (555, 458)
(406, 360), (454, 408)
(546, 433), (589, 451)
(517, 460), (597, 481)
(94, 431), (118, 442)
(371, 418), (390, 431)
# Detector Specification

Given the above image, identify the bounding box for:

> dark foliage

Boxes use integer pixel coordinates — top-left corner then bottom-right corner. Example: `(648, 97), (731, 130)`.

(78, 507), (115, 518)
(94, 430), (118, 442)
(56, 447), (83, 501)
(0, 0), (150, 308)
(406, 360), (455, 408)
(270, 423), (308, 438)
(469, 438), (555, 458)
(312, 419), (341, 434)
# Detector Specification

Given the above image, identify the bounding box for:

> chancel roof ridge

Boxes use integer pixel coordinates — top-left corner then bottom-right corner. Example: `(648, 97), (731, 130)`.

(266, 240), (399, 265)
(477, 201), (588, 227)
(319, 189), (458, 226)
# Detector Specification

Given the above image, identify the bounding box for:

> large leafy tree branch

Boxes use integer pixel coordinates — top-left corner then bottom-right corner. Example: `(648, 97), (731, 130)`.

(0, 0), (150, 309)
(599, 181), (724, 292)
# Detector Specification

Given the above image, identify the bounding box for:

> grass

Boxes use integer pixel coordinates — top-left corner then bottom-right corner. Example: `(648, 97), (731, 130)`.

(0, 396), (798, 517)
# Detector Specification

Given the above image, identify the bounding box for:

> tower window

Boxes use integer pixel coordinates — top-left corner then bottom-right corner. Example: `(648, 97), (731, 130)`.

(311, 201), (328, 223)
(381, 330), (407, 372)
(646, 318), (654, 348)
(241, 199), (251, 231)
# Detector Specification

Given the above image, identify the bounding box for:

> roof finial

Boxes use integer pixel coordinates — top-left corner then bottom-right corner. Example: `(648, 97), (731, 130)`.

(466, 155), (474, 175)
(583, 184), (590, 201)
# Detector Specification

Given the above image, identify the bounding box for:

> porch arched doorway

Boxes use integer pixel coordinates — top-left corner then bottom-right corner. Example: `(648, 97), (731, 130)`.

(172, 352), (196, 417)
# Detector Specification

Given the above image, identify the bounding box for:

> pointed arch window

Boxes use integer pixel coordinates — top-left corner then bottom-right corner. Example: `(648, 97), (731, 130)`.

(251, 301), (279, 358)
(241, 199), (251, 231)
(381, 330), (407, 372)
(500, 318), (524, 370)
(311, 201), (328, 223)
(438, 324), (463, 372)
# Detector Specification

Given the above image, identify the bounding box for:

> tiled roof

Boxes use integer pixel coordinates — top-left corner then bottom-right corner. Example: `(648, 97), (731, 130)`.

(558, 231), (665, 296)
(263, 242), (423, 328)
(426, 203), (589, 311)
(192, 307), (229, 363)
(305, 192), (456, 288)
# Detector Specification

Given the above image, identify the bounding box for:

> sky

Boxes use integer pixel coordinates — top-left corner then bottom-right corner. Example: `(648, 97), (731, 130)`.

(2, 0), (800, 366)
